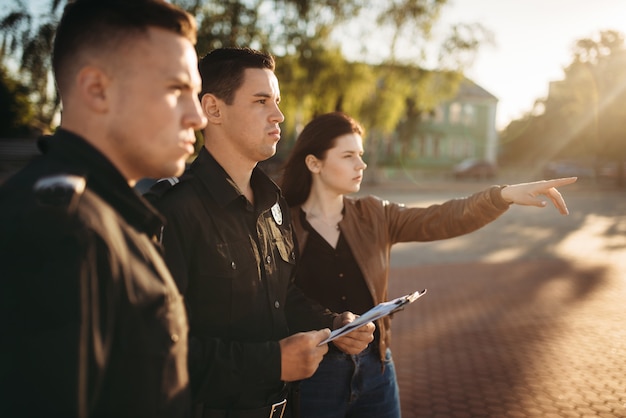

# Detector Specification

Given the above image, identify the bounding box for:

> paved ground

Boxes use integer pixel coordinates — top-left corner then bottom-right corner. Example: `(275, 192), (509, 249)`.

(358, 176), (626, 418)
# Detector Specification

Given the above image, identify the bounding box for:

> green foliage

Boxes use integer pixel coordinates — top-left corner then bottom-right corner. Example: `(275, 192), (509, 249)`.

(189, 0), (367, 54)
(275, 44), (377, 137)
(0, 0), (62, 131)
(182, 0), (482, 151)
(436, 23), (494, 71)
(0, 66), (35, 137)
(1, 0), (489, 165)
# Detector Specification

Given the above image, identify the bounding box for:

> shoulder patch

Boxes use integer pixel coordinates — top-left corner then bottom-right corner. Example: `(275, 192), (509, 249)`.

(142, 176), (181, 204)
(33, 174), (86, 210)
(163, 176), (180, 186)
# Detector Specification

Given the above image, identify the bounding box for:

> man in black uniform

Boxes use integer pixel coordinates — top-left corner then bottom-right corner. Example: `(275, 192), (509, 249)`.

(148, 48), (375, 418)
(0, 1), (206, 417)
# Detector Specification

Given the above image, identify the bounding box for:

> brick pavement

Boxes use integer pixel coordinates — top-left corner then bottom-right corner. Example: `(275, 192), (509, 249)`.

(379, 182), (626, 418)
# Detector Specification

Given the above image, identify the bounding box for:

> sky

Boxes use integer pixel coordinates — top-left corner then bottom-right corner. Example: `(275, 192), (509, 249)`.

(432, 0), (626, 129)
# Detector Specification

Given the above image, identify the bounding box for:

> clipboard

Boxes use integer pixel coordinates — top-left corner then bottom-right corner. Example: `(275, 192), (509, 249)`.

(319, 289), (427, 345)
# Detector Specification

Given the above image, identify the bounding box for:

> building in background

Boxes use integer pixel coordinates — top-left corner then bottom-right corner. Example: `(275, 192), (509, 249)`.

(394, 78), (498, 169)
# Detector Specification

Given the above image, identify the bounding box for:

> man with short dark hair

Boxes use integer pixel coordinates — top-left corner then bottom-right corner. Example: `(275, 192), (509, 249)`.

(0, 1), (206, 417)
(148, 47), (375, 418)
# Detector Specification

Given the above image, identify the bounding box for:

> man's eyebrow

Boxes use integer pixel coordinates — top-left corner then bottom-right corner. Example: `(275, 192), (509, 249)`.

(253, 92), (281, 102)
(168, 75), (195, 88)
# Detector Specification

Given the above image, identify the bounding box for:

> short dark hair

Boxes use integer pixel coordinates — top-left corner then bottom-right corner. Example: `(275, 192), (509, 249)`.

(280, 112), (364, 207)
(198, 48), (275, 105)
(52, 0), (197, 93)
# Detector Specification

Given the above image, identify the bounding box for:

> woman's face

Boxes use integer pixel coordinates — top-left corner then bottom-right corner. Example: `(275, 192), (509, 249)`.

(312, 133), (367, 195)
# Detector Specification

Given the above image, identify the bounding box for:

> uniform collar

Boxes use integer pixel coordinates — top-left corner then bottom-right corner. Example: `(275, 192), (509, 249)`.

(38, 128), (164, 235)
(191, 147), (282, 211)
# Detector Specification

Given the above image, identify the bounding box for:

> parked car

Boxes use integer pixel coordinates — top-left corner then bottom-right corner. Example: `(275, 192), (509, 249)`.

(597, 161), (626, 180)
(452, 158), (497, 180)
(542, 160), (594, 179)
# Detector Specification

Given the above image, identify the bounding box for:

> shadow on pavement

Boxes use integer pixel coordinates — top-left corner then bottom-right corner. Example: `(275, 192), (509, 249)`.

(390, 258), (625, 417)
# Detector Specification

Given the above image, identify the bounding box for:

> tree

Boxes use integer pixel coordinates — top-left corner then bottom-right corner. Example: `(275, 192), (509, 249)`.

(275, 42), (377, 140)
(186, 0), (367, 53)
(2, 0), (491, 159)
(0, 65), (35, 137)
(0, 0), (63, 131)
(179, 0), (492, 177)
(569, 31), (626, 168)
(500, 30), (626, 187)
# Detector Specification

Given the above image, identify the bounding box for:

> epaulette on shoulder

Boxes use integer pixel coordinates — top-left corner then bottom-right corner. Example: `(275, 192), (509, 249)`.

(142, 176), (181, 204)
(33, 174), (86, 211)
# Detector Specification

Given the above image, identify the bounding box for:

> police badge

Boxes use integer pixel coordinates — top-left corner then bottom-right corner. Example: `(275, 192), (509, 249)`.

(270, 202), (283, 225)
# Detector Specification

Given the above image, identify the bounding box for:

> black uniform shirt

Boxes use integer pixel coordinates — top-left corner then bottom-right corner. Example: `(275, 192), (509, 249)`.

(0, 129), (189, 418)
(150, 148), (335, 410)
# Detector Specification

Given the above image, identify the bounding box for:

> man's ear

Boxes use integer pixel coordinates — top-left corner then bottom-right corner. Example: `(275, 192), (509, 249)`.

(201, 93), (222, 122)
(305, 154), (321, 173)
(76, 66), (110, 113)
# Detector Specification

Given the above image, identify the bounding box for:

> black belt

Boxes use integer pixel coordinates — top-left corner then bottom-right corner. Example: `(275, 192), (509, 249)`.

(198, 398), (287, 418)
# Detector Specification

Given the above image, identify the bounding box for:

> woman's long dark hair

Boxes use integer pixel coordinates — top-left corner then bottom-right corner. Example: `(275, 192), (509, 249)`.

(280, 112), (364, 207)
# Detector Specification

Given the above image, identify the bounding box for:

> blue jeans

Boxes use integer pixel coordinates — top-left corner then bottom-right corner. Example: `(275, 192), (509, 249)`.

(299, 345), (401, 418)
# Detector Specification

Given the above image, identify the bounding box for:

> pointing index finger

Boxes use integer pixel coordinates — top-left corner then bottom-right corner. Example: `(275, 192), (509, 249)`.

(544, 177), (578, 187)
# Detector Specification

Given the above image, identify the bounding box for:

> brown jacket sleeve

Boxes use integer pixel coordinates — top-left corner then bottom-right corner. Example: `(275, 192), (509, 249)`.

(291, 186), (511, 365)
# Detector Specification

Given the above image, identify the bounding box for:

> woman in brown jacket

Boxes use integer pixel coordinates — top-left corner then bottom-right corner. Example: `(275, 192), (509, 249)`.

(279, 112), (576, 418)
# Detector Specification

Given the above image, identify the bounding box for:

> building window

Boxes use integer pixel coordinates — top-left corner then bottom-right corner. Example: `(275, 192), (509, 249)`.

(463, 104), (475, 126)
(447, 136), (475, 159)
(449, 102), (461, 124)
(433, 106), (444, 123)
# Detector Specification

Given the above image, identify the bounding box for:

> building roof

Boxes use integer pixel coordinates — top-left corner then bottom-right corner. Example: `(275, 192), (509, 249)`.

(455, 78), (498, 102)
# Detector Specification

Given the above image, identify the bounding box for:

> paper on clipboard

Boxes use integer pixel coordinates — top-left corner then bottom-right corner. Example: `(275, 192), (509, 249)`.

(319, 289), (427, 345)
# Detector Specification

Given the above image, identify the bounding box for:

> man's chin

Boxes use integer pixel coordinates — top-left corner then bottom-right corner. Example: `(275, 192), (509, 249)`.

(261, 147), (277, 161)
(159, 160), (187, 179)
(173, 165), (186, 177)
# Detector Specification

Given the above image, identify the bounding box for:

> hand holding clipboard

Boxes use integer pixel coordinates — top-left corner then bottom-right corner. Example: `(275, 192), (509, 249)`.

(319, 289), (427, 345)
